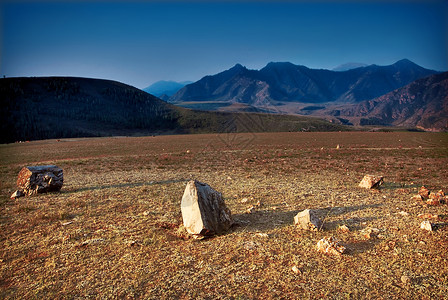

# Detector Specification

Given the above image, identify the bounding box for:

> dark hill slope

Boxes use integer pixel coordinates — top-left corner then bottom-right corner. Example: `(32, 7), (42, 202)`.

(0, 77), (179, 142)
(170, 59), (438, 105)
(0, 77), (347, 143)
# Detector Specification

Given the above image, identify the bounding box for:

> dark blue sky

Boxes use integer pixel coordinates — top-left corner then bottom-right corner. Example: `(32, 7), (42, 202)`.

(1, 1), (447, 89)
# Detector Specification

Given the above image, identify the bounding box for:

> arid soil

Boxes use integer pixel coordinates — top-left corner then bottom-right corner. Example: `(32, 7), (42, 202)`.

(0, 132), (447, 299)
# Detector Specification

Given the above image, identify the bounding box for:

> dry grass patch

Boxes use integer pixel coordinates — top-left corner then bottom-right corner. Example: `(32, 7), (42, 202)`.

(1, 132), (447, 298)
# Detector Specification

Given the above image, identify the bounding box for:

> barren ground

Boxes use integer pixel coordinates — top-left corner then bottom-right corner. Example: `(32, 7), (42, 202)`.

(0, 132), (447, 299)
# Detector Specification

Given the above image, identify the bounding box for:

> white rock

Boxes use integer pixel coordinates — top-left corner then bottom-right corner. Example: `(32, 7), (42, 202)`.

(294, 209), (322, 231)
(181, 180), (233, 238)
(291, 265), (301, 274)
(420, 221), (433, 231)
(316, 236), (346, 255)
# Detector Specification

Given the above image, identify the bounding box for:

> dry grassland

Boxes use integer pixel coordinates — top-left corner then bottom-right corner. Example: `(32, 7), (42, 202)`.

(0, 132), (447, 299)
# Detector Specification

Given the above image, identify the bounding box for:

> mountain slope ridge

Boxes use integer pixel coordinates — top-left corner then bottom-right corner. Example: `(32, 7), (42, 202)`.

(170, 59), (438, 105)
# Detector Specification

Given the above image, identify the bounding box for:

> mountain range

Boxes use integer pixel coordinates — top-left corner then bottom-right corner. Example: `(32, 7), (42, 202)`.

(170, 59), (437, 105)
(168, 59), (446, 130)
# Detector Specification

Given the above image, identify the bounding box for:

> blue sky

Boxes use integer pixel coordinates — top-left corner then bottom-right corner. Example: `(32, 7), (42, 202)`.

(1, 1), (447, 89)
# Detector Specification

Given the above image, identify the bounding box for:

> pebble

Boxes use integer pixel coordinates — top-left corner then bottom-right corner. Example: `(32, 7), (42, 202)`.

(401, 275), (411, 284)
(291, 265), (301, 274)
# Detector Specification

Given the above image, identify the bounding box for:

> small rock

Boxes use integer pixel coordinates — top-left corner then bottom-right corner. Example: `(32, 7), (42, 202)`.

(337, 225), (350, 233)
(10, 190), (24, 199)
(294, 209), (322, 231)
(418, 213), (438, 220)
(316, 236), (346, 256)
(291, 265), (301, 274)
(362, 227), (380, 239)
(358, 175), (383, 189)
(401, 275), (411, 285)
(398, 211), (409, 217)
(426, 198), (440, 206)
(411, 194), (423, 201)
(246, 206), (256, 214)
(255, 233), (269, 238)
(241, 198), (249, 203)
(418, 186), (430, 199)
(420, 221), (433, 231)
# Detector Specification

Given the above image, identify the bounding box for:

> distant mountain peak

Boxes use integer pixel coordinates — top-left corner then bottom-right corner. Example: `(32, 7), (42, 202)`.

(393, 58), (418, 67)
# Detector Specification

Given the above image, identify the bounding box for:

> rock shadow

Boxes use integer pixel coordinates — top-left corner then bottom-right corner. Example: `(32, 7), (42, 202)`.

(62, 178), (188, 193)
(231, 203), (382, 233)
(344, 238), (382, 255)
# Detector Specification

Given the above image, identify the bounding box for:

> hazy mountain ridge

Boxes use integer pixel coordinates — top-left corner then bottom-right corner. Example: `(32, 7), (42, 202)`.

(0, 77), (347, 143)
(170, 59), (438, 105)
(143, 80), (192, 98)
(332, 63), (369, 72)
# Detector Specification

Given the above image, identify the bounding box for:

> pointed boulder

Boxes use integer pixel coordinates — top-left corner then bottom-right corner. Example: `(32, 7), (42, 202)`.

(181, 180), (233, 238)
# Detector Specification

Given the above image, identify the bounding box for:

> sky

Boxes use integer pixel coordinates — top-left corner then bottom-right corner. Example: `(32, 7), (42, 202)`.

(1, 0), (447, 89)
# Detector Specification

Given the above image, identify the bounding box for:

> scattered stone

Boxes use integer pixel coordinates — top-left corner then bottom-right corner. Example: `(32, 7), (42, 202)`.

(401, 275), (411, 285)
(420, 221), (433, 232)
(291, 265), (301, 274)
(398, 211), (409, 217)
(361, 227), (380, 239)
(316, 236), (346, 256)
(337, 224), (350, 233)
(246, 206), (256, 214)
(418, 213), (439, 220)
(80, 238), (106, 246)
(181, 180), (233, 239)
(241, 198), (249, 203)
(411, 194), (423, 201)
(418, 186), (430, 199)
(294, 209), (323, 231)
(255, 233), (269, 238)
(14, 165), (63, 197)
(358, 175), (383, 189)
(414, 187), (447, 206)
(10, 190), (24, 199)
